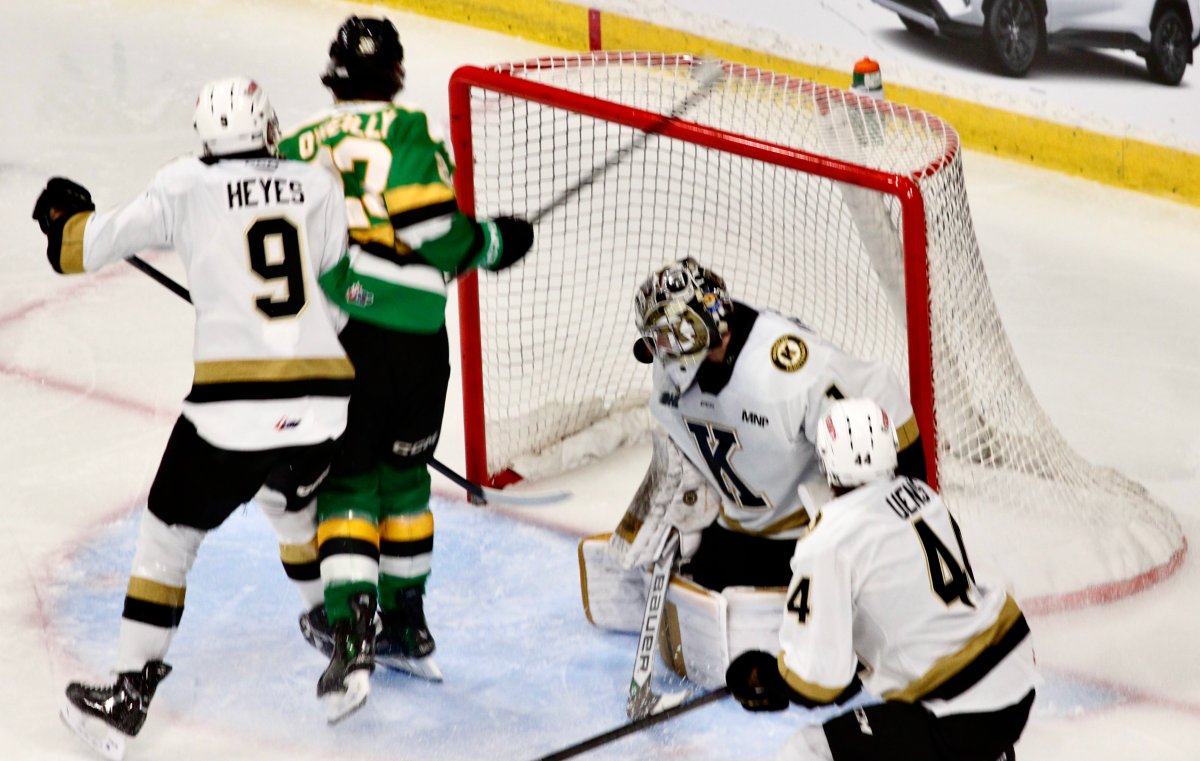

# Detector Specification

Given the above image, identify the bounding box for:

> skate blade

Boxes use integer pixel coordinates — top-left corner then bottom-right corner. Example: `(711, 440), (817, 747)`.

(323, 670), (370, 724)
(59, 700), (128, 761)
(377, 653), (443, 682)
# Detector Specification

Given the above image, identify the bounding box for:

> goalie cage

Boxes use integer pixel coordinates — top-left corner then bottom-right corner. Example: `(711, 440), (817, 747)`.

(448, 52), (1185, 613)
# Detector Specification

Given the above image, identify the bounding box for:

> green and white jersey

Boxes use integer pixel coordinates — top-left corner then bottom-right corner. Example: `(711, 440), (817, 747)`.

(280, 100), (496, 333)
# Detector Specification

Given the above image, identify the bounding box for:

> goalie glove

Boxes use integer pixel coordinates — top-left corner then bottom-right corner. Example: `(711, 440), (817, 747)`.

(608, 429), (721, 570)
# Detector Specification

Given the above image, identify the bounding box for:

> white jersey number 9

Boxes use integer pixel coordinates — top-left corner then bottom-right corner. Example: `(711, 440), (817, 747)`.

(247, 217), (306, 319)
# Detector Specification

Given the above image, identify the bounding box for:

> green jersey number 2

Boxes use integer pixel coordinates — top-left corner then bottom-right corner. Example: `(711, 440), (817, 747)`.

(324, 136), (393, 229)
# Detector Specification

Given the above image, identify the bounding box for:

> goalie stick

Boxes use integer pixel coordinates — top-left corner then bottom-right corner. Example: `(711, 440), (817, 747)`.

(527, 55), (726, 226)
(534, 686), (731, 761)
(121, 255), (572, 508)
(627, 528), (689, 720)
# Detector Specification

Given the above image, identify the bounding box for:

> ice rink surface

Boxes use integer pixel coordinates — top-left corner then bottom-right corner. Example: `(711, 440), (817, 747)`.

(2, 1), (1200, 759)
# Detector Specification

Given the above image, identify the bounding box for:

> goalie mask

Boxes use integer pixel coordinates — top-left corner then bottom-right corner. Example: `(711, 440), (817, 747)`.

(193, 77), (280, 158)
(816, 398), (899, 489)
(633, 258), (731, 388)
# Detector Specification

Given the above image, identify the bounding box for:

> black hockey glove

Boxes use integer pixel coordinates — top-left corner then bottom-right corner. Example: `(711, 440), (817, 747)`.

(33, 177), (95, 234)
(725, 650), (791, 713)
(483, 216), (534, 271)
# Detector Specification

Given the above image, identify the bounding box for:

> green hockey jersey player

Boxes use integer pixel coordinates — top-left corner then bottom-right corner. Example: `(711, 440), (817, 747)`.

(278, 15), (534, 723)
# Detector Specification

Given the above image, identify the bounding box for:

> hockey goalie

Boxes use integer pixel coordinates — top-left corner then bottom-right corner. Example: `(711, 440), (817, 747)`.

(578, 257), (926, 692)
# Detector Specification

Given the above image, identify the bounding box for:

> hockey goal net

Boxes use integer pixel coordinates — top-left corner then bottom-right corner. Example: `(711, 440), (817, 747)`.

(448, 52), (1184, 611)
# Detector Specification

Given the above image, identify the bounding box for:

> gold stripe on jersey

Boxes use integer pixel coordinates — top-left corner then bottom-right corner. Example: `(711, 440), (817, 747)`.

(350, 223), (396, 248)
(318, 517), (380, 547)
(193, 357), (354, 384)
(280, 539), (319, 564)
(59, 211), (92, 274)
(778, 652), (849, 705)
(127, 577), (186, 607)
(883, 594), (1024, 703)
(380, 512), (434, 542)
(720, 506), (811, 537)
(896, 416), (920, 451)
(383, 183), (455, 215)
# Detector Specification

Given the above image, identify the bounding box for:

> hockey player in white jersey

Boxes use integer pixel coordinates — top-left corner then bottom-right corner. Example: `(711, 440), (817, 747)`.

(724, 398), (1038, 761)
(579, 258), (927, 690)
(34, 77), (353, 759)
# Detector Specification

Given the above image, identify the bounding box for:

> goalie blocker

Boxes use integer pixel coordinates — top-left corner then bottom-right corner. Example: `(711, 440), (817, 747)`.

(579, 534), (785, 688)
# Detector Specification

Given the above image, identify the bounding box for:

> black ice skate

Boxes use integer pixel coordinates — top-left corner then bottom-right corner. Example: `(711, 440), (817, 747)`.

(317, 592), (376, 723)
(300, 603), (382, 659)
(299, 604), (336, 658)
(59, 660), (172, 761)
(376, 586), (443, 682)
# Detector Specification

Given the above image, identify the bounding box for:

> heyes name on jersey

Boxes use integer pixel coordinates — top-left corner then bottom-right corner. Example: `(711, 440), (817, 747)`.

(226, 168), (306, 210)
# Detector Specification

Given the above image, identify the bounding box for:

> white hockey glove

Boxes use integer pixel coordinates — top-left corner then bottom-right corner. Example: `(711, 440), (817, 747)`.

(608, 429), (721, 570)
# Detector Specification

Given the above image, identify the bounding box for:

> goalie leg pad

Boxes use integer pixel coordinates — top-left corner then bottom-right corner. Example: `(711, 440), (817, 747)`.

(660, 581), (787, 689)
(578, 534), (647, 632)
(660, 577), (729, 688)
(724, 585), (789, 665)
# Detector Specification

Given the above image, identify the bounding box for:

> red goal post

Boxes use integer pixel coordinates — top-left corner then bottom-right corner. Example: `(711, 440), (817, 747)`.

(448, 52), (1184, 611)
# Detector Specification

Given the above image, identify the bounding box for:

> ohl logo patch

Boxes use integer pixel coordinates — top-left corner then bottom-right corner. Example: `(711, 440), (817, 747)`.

(346, 281), (374, 307)
(771, 335), (808, 372)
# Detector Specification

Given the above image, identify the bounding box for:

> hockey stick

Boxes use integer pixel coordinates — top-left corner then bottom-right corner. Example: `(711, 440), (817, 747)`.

(122, 254), (572, 508)
(128, 254), (192, 303)
(527, 56), (726, 226)
(426, 457), (571, 507)
(627, 529), (688, 720)
(533, 686), (731, 761)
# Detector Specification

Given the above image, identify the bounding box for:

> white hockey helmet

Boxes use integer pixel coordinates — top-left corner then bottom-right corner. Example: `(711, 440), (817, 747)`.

(193, 76), (280, 157)
(816, 398), (899, 489)
(633, 257), (732, 366)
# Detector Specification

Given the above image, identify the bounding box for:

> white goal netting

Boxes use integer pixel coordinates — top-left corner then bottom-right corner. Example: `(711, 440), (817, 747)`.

(450, 53), (1184, 610)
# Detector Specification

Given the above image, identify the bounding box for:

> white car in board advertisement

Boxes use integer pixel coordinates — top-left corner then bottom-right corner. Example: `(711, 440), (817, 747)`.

(872, 0), (1200, 84)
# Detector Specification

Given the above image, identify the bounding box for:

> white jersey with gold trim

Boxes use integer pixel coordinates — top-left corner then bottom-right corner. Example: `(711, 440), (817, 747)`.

(649, 307), (915, 537)
(778, 476), (1039, 716)
(76, 156), (353, 450)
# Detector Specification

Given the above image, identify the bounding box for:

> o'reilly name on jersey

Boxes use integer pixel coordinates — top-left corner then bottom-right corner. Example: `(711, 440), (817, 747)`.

(290, 111), (399, 159)
(227, 178), (306, 210)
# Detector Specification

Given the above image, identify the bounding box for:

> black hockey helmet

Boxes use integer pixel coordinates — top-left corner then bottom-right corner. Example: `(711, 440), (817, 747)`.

(321, 15), (405, 100)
